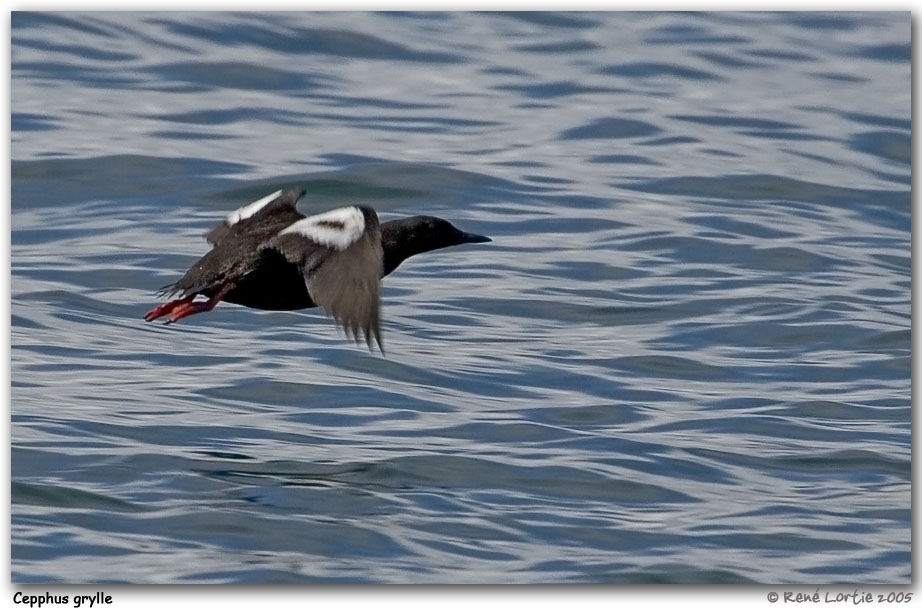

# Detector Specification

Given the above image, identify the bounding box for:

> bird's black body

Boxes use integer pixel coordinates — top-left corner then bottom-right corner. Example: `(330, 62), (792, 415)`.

(222, 248), (313, 310)
(145, 188), (491, 351)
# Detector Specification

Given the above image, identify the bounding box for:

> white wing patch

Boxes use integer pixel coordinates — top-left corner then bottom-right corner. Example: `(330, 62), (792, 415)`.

(226, 189), (283, 226)
(279, 206), (366, 251)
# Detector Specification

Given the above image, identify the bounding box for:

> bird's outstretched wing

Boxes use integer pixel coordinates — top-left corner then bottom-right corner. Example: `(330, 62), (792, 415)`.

(206, 188), (306, 245)
(266, 206), (384, 351)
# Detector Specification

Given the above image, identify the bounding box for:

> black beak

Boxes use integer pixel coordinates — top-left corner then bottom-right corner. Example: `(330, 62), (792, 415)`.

(460, 231), (491, 244)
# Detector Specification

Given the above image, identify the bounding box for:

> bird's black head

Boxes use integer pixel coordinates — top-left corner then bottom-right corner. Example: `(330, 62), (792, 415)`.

(380, 215), (491, 276)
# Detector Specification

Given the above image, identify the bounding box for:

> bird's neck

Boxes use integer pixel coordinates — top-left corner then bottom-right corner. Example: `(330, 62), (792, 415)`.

(380, 217), (437, 277)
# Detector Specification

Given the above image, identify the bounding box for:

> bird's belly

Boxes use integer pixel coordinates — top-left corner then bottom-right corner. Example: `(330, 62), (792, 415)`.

(221, 263), (316, 311)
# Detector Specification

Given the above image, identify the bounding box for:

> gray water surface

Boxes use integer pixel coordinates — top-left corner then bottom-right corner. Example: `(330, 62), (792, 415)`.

(11, 12), (910, 583)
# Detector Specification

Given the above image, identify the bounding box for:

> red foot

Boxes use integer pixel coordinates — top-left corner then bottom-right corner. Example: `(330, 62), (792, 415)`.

(144, 296), (194, 321)
(144, 283), (233, 324)
(162, 300), (217, 324)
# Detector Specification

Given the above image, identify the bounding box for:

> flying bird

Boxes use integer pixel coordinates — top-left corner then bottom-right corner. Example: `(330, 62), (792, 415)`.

(144, 188), (491, 352)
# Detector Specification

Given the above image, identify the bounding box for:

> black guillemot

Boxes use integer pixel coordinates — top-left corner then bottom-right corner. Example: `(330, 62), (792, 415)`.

(144, 188), (491, 351)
